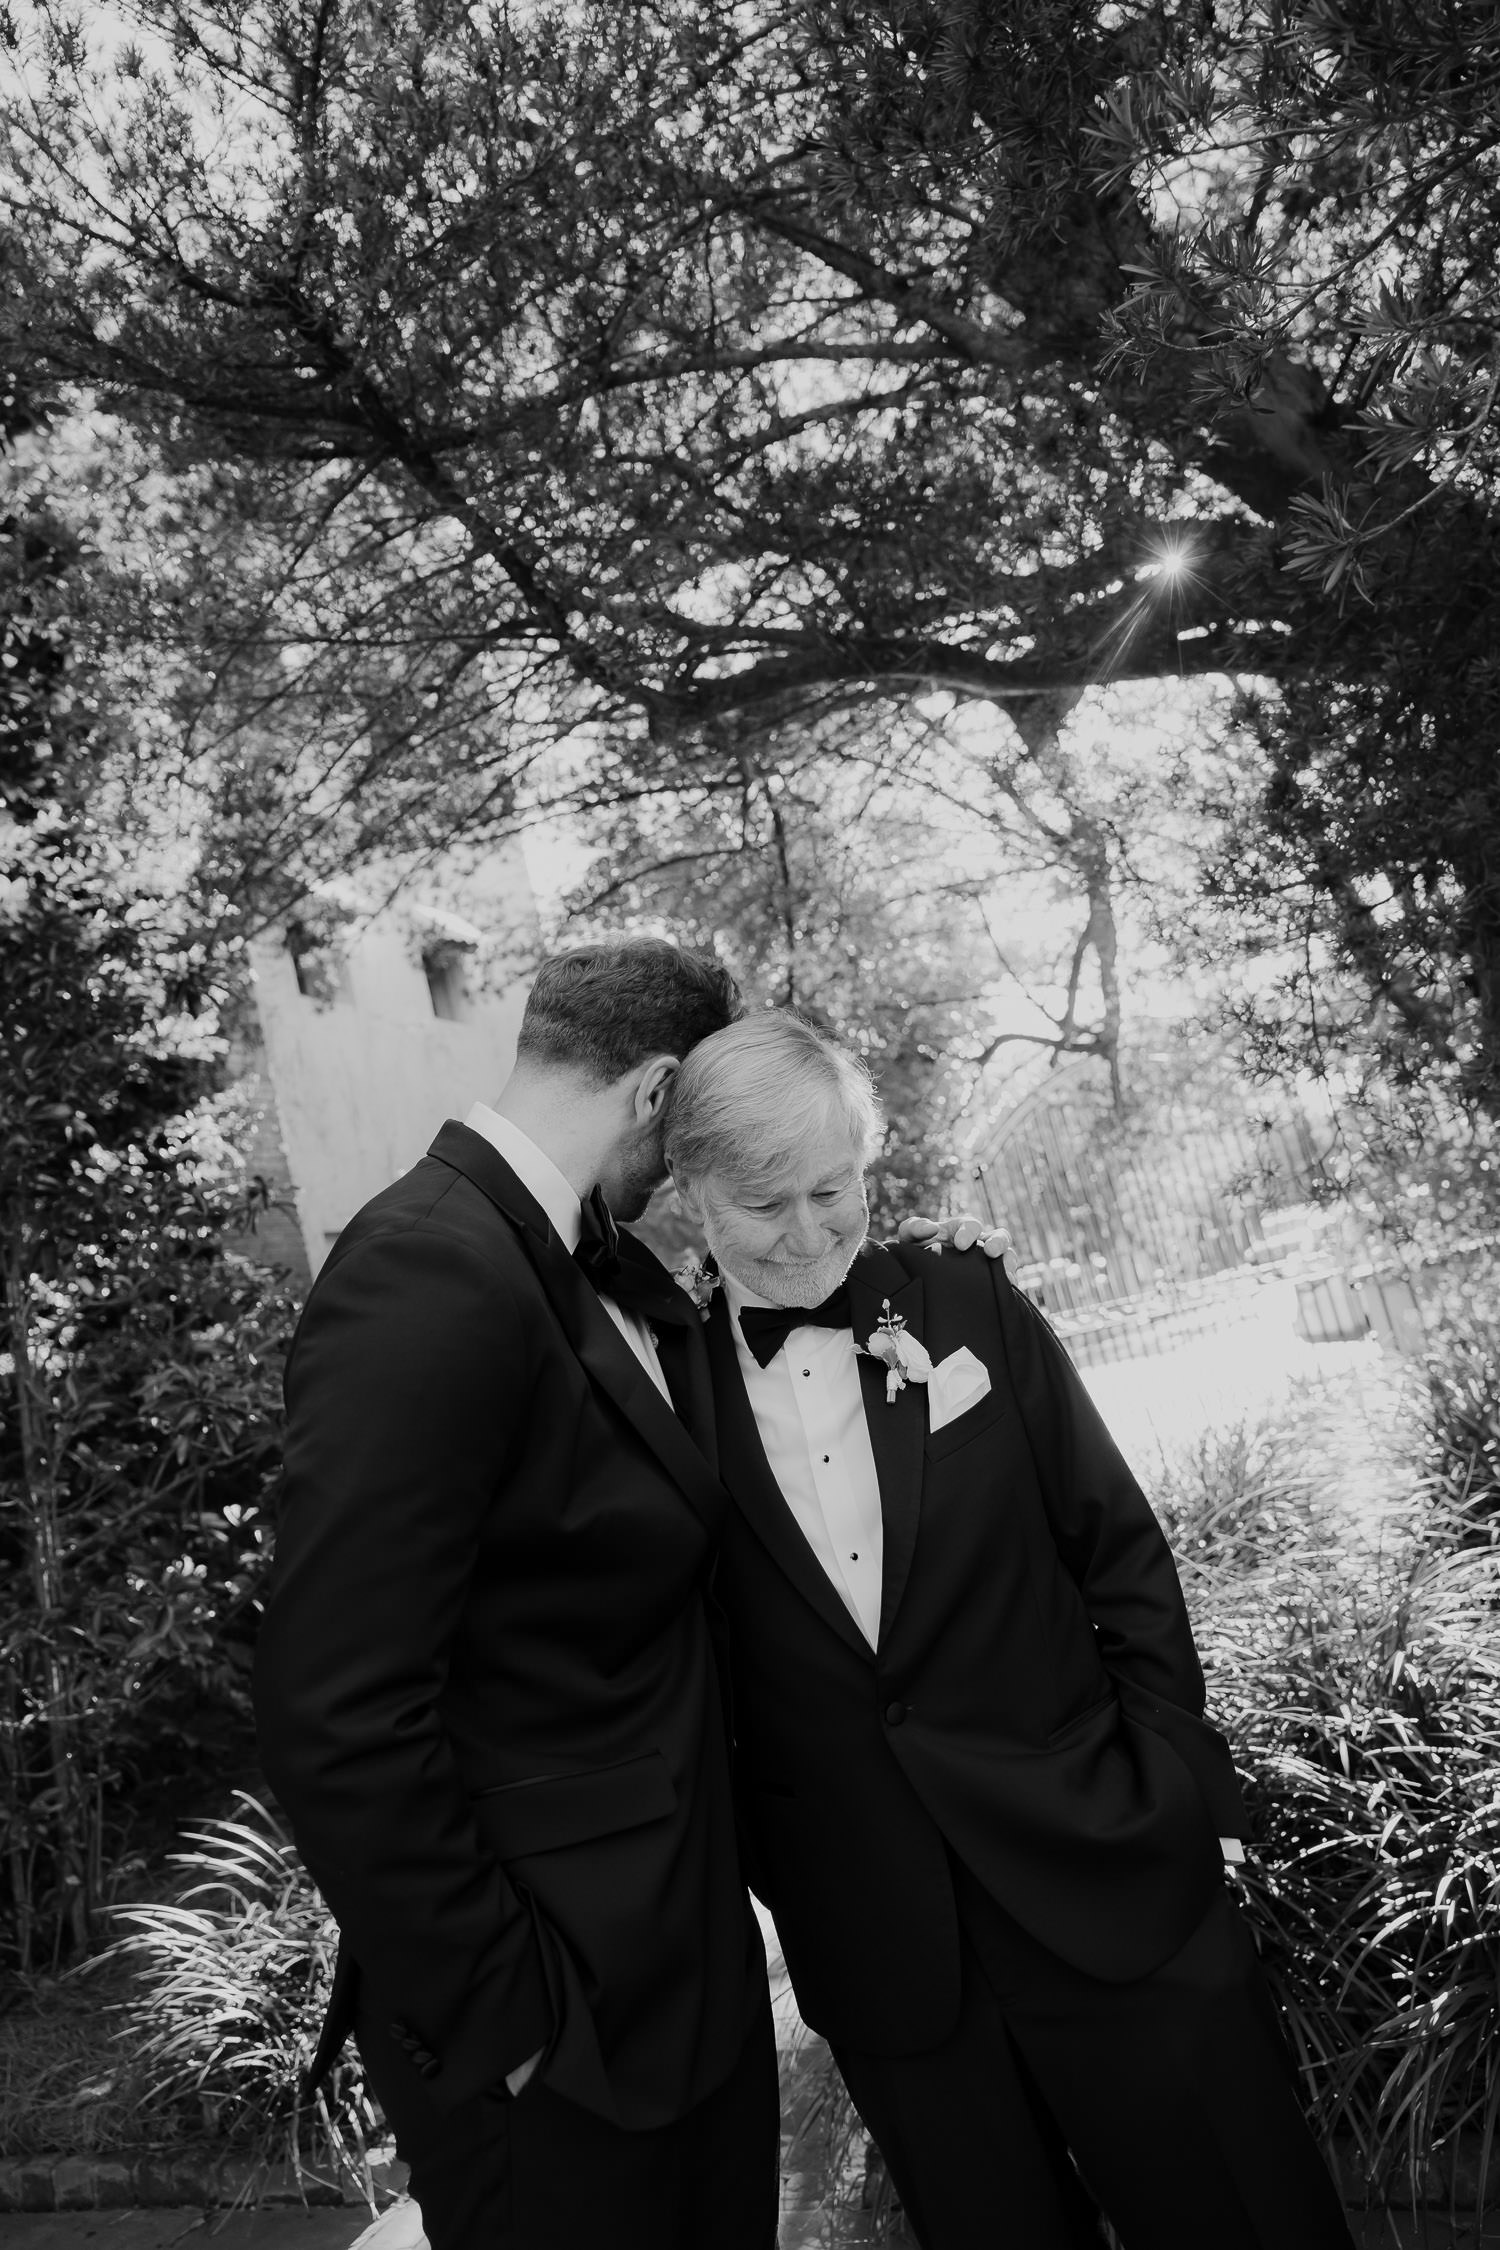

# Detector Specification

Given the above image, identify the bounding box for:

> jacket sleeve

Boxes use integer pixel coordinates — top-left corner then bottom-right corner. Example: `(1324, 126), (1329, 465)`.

(990, 1261), (1248, 1838)
(253, 1214), (555, 2109)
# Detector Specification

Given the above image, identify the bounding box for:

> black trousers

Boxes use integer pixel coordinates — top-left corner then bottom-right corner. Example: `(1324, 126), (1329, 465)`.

(358, 1988), (779, 2250)
(832, 1858), (1356, 2250)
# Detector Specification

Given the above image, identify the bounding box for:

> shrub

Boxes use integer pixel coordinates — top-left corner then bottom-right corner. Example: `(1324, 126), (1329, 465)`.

(0, 1953), (144, 2160)
(0, 807), (300, 1970)
(106, 1795), (376, 2186)
(1228, 1558), (1500, 2203)
(1167, 1394), (1500, 2210)
(1417, 1254), (1500, 1537)
(1152, 1413), (1322, 1577)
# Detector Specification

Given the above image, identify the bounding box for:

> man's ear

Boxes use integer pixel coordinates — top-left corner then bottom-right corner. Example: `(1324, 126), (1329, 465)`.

(632, 1053), (680, 1122)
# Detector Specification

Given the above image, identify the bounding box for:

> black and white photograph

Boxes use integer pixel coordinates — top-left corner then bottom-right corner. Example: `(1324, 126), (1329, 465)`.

(1, 5), (1498, 2247)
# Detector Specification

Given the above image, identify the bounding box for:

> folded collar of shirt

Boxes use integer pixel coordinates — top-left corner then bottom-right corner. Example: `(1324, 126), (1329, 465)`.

(464, 1101), (582, 1253)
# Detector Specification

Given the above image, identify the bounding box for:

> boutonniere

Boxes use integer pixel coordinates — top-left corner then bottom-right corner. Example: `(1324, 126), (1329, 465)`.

(861, 1298), (934, 1403)
(672, 1250), (721, 1322)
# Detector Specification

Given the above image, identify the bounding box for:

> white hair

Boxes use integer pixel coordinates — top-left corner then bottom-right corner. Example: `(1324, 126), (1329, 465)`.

(664, 1012), (884, 1195)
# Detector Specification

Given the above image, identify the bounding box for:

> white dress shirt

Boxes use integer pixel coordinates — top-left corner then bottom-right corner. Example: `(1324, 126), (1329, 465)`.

(722, 1271), (884, 1648)
(463, 1103), (671, 1403)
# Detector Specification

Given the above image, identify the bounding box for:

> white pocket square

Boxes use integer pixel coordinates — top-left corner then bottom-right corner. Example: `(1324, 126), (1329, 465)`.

(926, 1346), (992, 1433)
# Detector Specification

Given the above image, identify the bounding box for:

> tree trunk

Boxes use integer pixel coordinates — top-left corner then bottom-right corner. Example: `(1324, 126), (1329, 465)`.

(0, 1669), (34, 1973)
(1453, 843), (1500, 1112)
(0, 1226), (92, 1957)
(1074, 815), (1123, 1110)
(1008, 696), (1125, 1104)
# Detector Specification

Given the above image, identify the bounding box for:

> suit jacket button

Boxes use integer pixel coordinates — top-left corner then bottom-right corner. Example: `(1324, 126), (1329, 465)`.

(416, 2053), (440, 2079)
(884, 1701), (906, 1726)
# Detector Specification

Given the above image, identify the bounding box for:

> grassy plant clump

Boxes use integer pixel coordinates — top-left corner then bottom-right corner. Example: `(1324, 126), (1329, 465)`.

(105, 1794), (377, 2191)
(1418, 1254), (1500, 1537)
(1166, 1388), (1500, 2212)
(1153, 1415), (1325, 1578)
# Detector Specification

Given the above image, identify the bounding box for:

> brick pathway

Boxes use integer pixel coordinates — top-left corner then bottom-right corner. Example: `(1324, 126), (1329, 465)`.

(1, 2203), (1498, 2248)
(0, 2219), (363, 2249)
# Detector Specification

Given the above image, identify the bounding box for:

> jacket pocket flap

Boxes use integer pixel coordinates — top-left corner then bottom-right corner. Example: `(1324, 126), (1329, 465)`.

(473, 1750), (676, 1859)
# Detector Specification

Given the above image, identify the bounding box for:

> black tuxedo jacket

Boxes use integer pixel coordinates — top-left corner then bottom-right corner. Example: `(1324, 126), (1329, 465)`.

(708, 1238), (1246, 2057)
(252, 1122), (764, 2128)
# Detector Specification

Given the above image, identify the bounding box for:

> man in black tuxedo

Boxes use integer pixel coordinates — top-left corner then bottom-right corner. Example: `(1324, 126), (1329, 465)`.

(253, 941), (777, 2250)
(667, 1011), (1356, 2250)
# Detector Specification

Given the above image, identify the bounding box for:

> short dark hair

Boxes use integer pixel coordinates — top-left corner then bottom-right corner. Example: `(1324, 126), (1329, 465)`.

(516, 939), (744, 1081)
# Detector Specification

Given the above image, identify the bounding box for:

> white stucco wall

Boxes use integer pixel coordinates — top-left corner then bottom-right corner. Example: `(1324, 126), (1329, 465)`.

(249, 855), (534, 1273)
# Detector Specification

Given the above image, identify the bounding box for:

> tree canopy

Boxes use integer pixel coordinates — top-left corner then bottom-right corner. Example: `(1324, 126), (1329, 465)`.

(3, 0), (1498, 1104)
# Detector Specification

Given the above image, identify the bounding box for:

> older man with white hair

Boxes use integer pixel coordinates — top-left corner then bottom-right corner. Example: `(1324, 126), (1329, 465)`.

(665, 1011), (1354, 2250)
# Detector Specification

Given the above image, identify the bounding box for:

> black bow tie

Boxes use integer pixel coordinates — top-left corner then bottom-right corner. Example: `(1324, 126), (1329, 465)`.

(573, 1187), (687, 1328)
(738, 1286), (852, 1368)
(574, 1184), (621, 1288)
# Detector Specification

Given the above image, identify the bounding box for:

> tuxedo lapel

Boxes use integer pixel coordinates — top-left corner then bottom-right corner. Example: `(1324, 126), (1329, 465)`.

(847, 1244), (927, 1648)
(615, 1235), (720, 1473)
(704, 1295), (871, 1661)
(428, 1123), (726, 1535)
